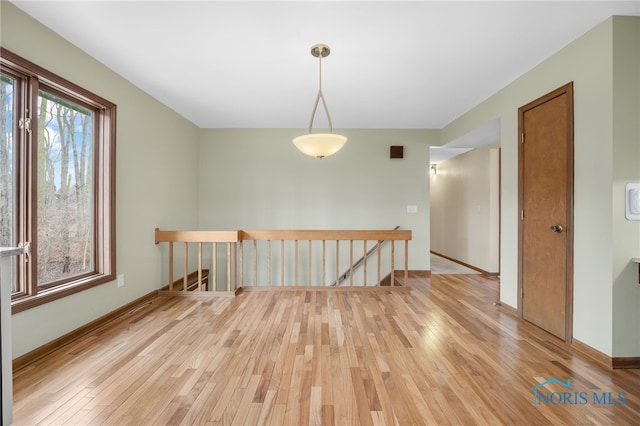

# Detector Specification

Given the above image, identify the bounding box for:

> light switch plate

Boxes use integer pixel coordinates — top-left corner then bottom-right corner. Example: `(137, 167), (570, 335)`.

(407, 205), (418, 214)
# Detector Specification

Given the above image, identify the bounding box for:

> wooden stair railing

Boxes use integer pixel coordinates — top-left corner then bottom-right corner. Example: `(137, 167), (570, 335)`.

(155, 228), (412, 294)
(155, 229), (239, 295)
(330, 226), (401, 286)
(238, 230), (411, 288)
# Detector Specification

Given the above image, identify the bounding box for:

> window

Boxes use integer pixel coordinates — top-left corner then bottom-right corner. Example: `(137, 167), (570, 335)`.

(0, 48), (116, 313)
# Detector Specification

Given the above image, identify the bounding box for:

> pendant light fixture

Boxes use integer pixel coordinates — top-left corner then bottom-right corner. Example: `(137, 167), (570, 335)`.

(293, 44), (347, 159)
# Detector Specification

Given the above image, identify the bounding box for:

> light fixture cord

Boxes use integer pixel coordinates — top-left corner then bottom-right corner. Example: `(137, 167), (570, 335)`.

(308, 51), (333, 134)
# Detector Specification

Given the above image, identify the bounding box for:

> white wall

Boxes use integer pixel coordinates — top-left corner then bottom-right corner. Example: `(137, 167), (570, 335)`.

(198, 129), (437, 272)
(441, 16), (640, 357)
(430, 147), (500, 273)
(2, 3), (201, 358)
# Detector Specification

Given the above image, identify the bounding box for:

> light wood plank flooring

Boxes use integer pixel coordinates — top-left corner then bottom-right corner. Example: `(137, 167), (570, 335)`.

(12, 274), (640, 425)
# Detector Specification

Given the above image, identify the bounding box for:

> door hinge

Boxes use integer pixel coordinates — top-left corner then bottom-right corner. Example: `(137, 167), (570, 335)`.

(521, 210), (524, 221)
(521, 133), (525, 144)
(19, 117), (32, 133)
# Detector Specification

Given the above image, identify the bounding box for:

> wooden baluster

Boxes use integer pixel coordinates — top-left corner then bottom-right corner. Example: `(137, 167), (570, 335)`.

(308, 240), (312, 286)
(212, 242), (217, 293)
(237, 240), (242, 291)
(404, 240), (409, 286)
(349, 240), (354, 287)
(363, 240), (367, 287)
(322, 240), (326, 286)
(281, 240), (285, 287)
(377, 241), (381, 286)
(226, 242), (231, 292)
(169, 241), (174, 291)
(336, 240), (340, 286)
(234, 242), (238, 291)
(183, 242), (188, 291)
(253, 240), (257, 287)
(294, 239), (299, 287)
(391, 240), (395, 287)
(267, 240), (271, 287)
(198, 242), (203, 292)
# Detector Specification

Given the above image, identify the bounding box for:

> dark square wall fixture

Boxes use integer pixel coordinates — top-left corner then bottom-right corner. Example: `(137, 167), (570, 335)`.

(390, 146), (404, 159)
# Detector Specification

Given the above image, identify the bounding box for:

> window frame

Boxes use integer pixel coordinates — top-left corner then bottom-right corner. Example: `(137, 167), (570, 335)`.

(1, 48), (116, 314)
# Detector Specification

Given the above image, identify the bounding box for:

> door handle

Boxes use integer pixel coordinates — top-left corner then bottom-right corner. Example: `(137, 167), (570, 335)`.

(550, 225), (564, 233)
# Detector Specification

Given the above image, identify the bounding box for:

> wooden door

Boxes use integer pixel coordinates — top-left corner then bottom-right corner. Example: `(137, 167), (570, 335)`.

(518, 83), (574, 341)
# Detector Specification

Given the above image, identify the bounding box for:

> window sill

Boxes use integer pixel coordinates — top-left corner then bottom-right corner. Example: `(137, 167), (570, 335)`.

(11, 273), (115, 314)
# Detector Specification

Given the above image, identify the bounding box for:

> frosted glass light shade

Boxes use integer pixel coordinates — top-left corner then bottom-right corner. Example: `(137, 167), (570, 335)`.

(292, 133), (347, 159)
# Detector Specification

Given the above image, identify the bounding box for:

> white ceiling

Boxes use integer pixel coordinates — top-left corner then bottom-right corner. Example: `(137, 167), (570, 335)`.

(9, 1), (640, 137)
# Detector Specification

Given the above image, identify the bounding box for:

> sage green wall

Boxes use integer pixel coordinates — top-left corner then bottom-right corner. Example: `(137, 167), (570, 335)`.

(442, 16), (640, 357)
(2, 2), (201, 358)
(612, 17), (640, 357)
(198, 129), (437, 271)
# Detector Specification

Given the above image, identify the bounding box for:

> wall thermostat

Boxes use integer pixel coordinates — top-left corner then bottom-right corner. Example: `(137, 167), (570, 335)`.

(626, 183), (640, 220)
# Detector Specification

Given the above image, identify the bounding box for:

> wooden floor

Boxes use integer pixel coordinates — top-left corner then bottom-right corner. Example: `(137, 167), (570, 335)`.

(12, 274), (640, 425)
